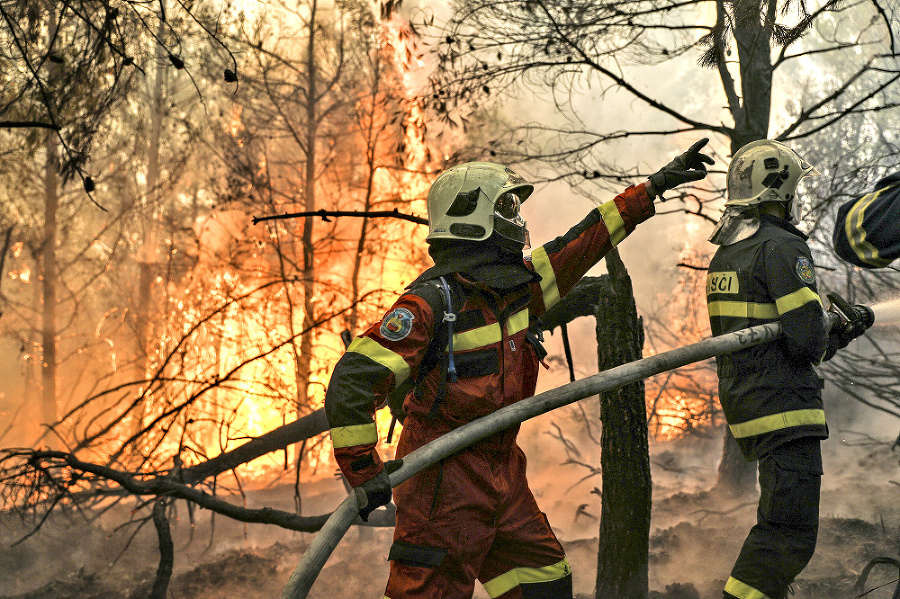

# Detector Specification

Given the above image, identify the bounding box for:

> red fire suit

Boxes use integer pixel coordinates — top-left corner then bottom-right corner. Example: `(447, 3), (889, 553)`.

(325, 184), (655, 598)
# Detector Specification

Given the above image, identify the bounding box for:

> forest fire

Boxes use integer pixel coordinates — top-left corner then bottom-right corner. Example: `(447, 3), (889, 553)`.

(650, 391), (721, 441)
(2, 1), (899, 598)
(111, 9), (437, 485)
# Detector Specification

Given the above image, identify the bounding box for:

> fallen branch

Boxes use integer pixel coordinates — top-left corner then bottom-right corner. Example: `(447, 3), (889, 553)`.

(5, 450), (332, 532)
(252, 208), (427, 226)
(179, 409), (330, 485)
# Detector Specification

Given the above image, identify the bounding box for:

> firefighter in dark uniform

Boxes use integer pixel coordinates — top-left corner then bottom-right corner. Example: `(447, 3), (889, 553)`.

(324, 140), (713, 599)
(706, 140), (868, 599)
(833, 170), (900, 268)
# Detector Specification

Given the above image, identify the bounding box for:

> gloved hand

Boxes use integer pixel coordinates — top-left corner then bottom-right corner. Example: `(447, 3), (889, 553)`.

(354, 458), (403, 522)
(647, 138), (715, 200)
(823, 292), (870, 360)
(823, 324), (855, 361)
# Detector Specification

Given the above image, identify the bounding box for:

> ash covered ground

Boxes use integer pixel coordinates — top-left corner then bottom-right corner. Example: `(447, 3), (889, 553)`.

(1, 419), (898, 599)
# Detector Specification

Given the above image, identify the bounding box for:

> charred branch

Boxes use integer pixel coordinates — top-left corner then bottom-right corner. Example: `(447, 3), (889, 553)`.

(0, 120), (60, 130)
(150, 498), (174, 599)
(1, 449), (334, 533)
(853, 556), (900, 598)
(690, 501), (757, 523)
(252, 208), (428, 226)
(180, 408), (329, 485)
(541, 276), (611, 332)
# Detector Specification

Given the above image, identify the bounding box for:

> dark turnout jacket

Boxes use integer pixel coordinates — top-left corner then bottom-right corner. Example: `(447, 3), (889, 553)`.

(833, 171), (900, 268)
(707, 214), (829, 460)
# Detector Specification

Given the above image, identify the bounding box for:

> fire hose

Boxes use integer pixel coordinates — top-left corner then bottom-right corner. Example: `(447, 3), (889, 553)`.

(281, 303), (874, 599)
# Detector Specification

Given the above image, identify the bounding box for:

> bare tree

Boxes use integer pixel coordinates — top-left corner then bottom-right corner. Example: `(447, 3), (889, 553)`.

(0, 0), (237, 188)
(216, 0), (433, 426)
(0, 0), (236, 449)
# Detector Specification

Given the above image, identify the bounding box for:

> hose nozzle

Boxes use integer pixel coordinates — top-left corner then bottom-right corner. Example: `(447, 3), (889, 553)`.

(850, 304), (875, 330)
(826, 292), (875, 333)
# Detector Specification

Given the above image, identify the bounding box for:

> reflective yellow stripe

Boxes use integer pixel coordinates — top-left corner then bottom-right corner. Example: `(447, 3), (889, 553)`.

(506, 308), (529, 335)
(598, 201), (626, 246)
(454, 322), (501, 351)
(724, 576), (772, 599)
(331, 423), (378, 448)
(530, 245), (560, 309)
(708, 300), (778, 319)
(347, 337), (410, 387)
(729, 409), (826, 439)
(846, 187), (892, 267)
(451, 308), (529, 351)
(482, 558), (571, 598)
(774, 287), (821, 315)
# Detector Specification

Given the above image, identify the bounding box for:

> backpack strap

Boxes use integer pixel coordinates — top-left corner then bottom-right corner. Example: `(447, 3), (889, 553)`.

(427, 276), (458, 418)
(436, 276), (458, 383)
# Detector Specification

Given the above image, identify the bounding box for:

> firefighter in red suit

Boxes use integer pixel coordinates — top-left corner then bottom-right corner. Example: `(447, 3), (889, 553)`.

(324, 140), (713, 599)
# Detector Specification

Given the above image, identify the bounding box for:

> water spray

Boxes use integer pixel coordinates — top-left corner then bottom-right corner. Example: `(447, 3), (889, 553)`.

(870, 298), (900, 326)
(280, 302), (876, 599)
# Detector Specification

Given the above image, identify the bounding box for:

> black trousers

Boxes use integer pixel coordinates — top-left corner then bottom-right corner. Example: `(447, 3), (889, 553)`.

(725, 437), (822, 599)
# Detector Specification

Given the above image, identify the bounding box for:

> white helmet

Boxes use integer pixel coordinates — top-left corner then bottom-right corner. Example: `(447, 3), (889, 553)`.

(725, 139), (818, 223)
(426, 162), (533, 251)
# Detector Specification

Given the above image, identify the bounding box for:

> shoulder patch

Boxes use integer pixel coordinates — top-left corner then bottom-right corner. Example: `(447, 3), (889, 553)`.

(380, 307), (415, 341)
(795, 256), (816, 284)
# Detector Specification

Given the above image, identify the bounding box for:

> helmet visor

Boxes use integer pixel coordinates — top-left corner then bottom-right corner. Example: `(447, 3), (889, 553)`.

(494, 191), (522, 220)
(493, 217), (530, 251)
(493, 192), (530, 251)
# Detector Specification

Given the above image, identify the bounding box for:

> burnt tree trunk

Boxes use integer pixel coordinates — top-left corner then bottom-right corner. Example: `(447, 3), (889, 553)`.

(594, 249), (651, 599)
(150, 498), (174, 599)
(713, 0), (775, 494)
(730, 0), (774, 151)
(39, 10), (61, 445)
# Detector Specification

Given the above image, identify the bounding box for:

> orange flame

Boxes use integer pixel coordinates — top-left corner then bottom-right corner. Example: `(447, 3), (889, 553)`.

(120, 10), (439, 486)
